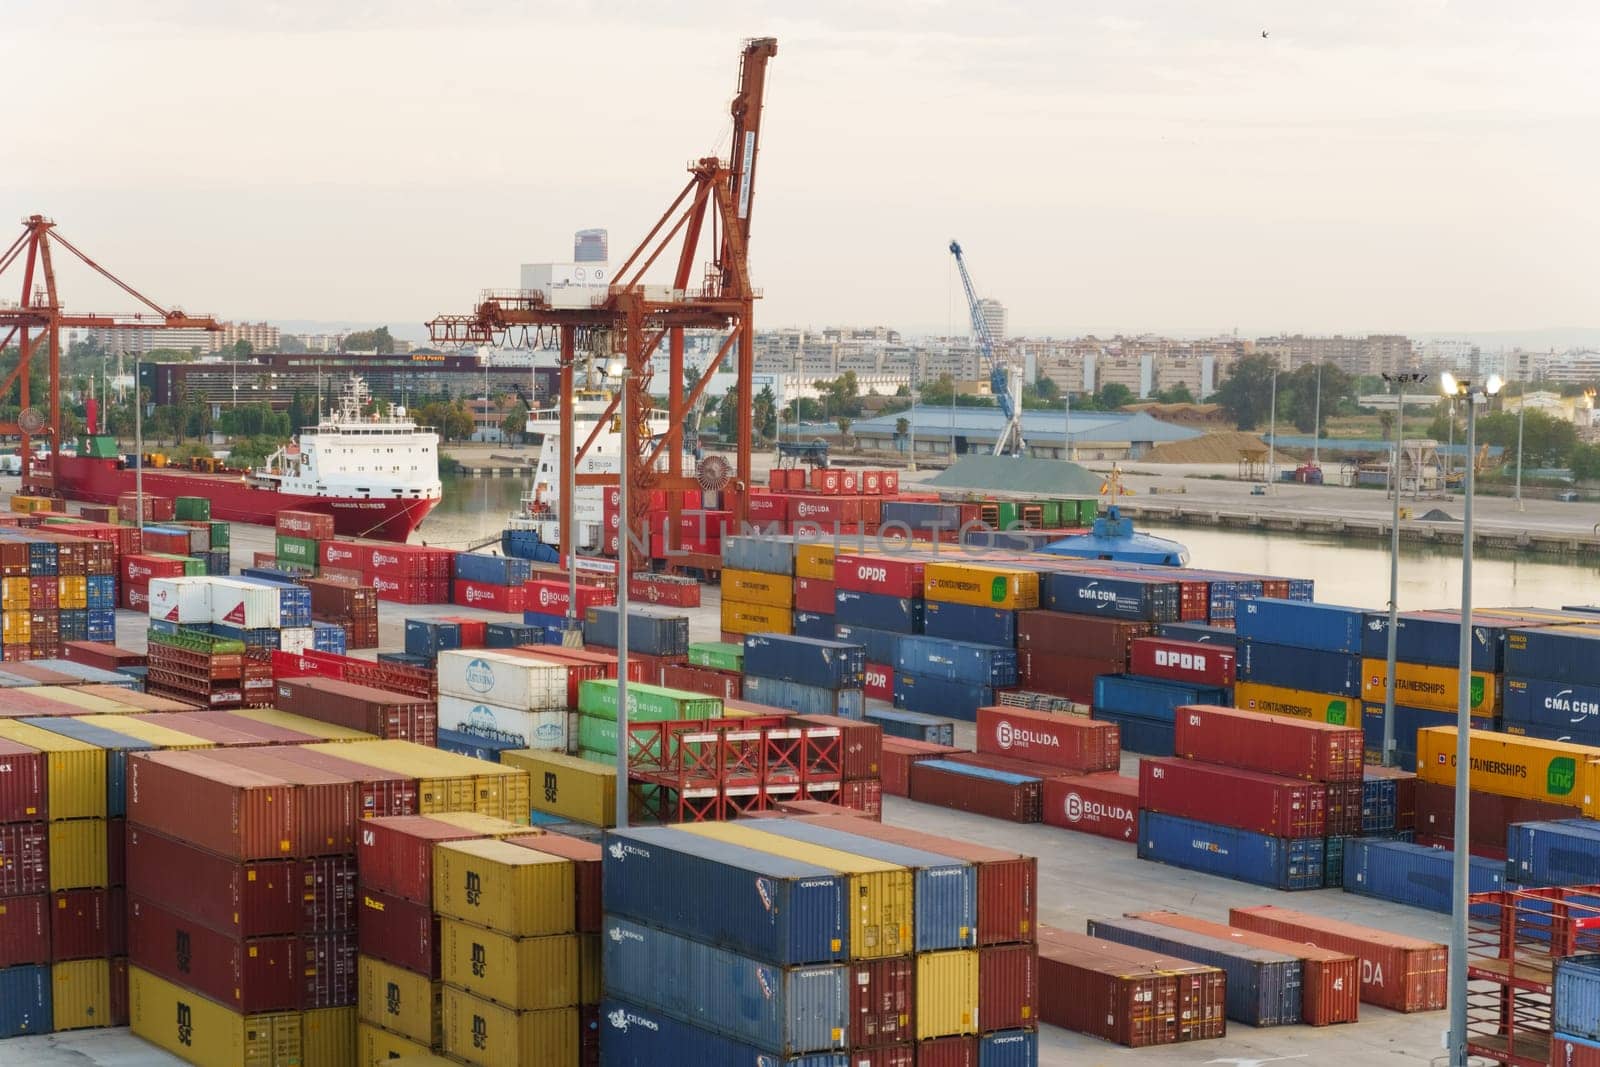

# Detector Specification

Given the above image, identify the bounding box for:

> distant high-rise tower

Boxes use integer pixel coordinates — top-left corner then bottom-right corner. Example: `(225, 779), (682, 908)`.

(977, 298), (1007, 342)
(574, 228), (608, 263)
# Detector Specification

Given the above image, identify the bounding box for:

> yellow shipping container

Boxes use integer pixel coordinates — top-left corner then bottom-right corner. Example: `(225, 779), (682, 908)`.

(916, 949), (980, 1038)
(440, 920), (579, 1011)
(441, 986), (576, 1067)
(0, 721), (105, 821)
(57, 576), (87, 611)
(1234, 682), (1358, 726)
(578, 932), (601, 1006)
(432, 838), (575, 937)
(357, 955), (440, 1047)
(307, 741), (531, 820)
(1417, 727), (1600, 809)
(500, 750), (614, 827)
(235, 708), (376, 742)
(679, 822), (912, 958)
(923, 562), (1040, 610)
(795, 541), (837, 581)
(426, 812), (529, 838)
(721, 569), (795, 609)
(1360, 658), (1499, 716)
(52, 958), (111, 1032)
(2, 609), (29, 644)
(719, 599), (792, 636)
(303, 1005), (357, 1067)
(129, 965), (303, 1067)
(82, 714), (214, 750)
(49, 819), (109, 891)
(1, 576), (28, 610)
(358, 1021), (435, 1066)
(30, 689), (129, 714)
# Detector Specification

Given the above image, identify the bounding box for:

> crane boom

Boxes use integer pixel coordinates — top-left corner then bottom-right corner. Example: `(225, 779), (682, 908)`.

(948, 239), (1024, 456)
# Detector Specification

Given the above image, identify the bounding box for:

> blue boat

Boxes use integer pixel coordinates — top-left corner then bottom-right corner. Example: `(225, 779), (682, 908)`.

(1039, 506), (1189, 566)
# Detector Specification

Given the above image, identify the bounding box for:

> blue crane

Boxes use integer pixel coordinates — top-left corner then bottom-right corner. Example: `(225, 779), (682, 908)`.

(948, 239), (1025, 456)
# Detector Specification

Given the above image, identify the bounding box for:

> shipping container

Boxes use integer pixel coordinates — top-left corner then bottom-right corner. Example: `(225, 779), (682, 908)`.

(1363, 611), (1513, 673)
(915, 949), (979, 1039)
(834, 590), (925, 635)
(840, 955), (913, 1048)
(1550, 1035), (1600, 1067)
(1139, 758), (1326, 838)
(596, 997), (850, 1067)
(975, 706), (1119, 773)
(0, 893), (49, 967)
(1035, 929), (1226, 1047)
(795, 542), (837, 581)
(582, 606), (689, 657)
(721, 568), (795, 609)
(1416, 726), (1599, 809)
(47, 818), (108, 891)
(126, 749), (295, 861)
(1341, 838), (1504, 913)
(1228, 905), (1446, 1012)
(922, 601), (1017, 648)
(1555, 955), (1600, 1044)
(577, 679), (720, 722)
(1086, 916), (1303, 1027)
(126, 825), (315, 938)
(908, 761), (1041, 823)
(865, 707), (949, 746)
(1415, 779), (1578, 860)
(1129, 636), (1236, 688)
(431, 838), (575, 937)
(721, 535), (796, 576)
(1238, 641), (1362, 698)
(276, 677), (438, 745)
(1358, 658), (1498, 716)
(506, 833), (601, 934)
(0, 720), (105, 820)
(1173, 705), (1364, 782)
(1017, 611), (1148, 661)
(687, 641), (744, 672)
(201, 747), (359, 858)
(1040, 773), (1138, 841)
(438, 695), (564, 753)
(50, 957), (111, 1032)
(603, 914), (848, 1054)
(357, 954), (439, 1047)
(893, 672), (992, 722)
(834, 555), (924, 599)
(743, 675), (864, 719)
(831, 624), (902, 666)
(501, 750), (615, 827)
(1137, 811), (1323, 891)
(1234, 681), (1357, 727)
(1504, 675), (1600, 738)
(357, 886), (437, 978)
(914, 1036), (977, 1066)
(924, 563), (1037, 611)
(745, 634), (866, 690)
(1094, 677), (1228, 724)
(50, 887), (120, 961)
(676, 821), (912, 959)
(1041, 572), (1176, 622)
(0, 737), (46, 822)
(441, 920), (577, 1011)
(128, 966), (301, 1066)
(894, 636), (1017, 688)
(1156, 620), (1240, 647)
(0, 962), (50, 1037)
(977, 942), (1037, 1033)
(128, 894), (308, 1013)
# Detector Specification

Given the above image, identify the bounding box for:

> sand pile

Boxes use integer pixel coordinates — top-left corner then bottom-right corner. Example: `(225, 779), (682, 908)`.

(1142, 431), (1271, 464)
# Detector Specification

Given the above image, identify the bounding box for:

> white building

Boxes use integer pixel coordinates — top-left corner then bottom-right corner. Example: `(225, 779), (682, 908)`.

(977, 298), (1007, 342)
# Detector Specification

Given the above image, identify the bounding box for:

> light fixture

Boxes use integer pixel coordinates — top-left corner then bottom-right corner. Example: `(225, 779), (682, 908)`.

(1484, 374), (1504, 396)
(605, 357), (626, 379)
(1439, 372), (1461, 397)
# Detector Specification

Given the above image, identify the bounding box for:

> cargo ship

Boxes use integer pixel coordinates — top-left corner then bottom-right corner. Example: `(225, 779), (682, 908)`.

(36, 376), (442, 542)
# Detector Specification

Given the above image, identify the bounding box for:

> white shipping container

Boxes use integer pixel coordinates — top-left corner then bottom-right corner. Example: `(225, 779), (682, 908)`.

(277, 627), (315, 655)
(438, 694), (566, 751)
(436, 649), (568, 711)
(206, 578), (279, 630)
(147, 577), (211, 624)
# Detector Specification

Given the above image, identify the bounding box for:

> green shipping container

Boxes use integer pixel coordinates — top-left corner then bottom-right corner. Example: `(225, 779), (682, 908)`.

(148, 552), (204, 577)
(687, 641), (743, 672)
(575, 680), (721, 722)
(276, 534), (318, 565)
(1069, 499), (1096, 525)
(993, 501), (1020, 530)
(1034, 501), (1061, 527)
(209, 521), (230, 548)
(174, 496), (211, 521)
(576, 716), (620, 756)
(85, 436), (120, 459)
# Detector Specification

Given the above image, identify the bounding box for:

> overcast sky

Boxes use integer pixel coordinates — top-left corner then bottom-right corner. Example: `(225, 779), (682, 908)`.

(5, 1), (1598, 339)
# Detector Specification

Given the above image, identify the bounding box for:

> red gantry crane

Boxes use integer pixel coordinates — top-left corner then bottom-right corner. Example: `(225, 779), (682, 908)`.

(428, 36), (779, 577)
(0, 215), (219, 493)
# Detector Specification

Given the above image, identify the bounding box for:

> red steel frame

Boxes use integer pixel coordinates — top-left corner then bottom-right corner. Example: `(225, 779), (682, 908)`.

(626, 716), (842, 823)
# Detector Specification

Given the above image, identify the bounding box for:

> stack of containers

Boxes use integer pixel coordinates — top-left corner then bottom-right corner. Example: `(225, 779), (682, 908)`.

(1015, 610), (1149, 706)
(1234, 598), (1367, 732)
(581, 606), (689, 685)
(789, 542), (836, 642)
(452, 552), (532, 614)
(742, 633), (865, 719)
(832, 552), (924, 676)
(274, 677), (439, 747)
(1503, 624), (1600, 746)
(1229, 905), (1446, 1013)
(661, 640), (744, 701)
(0, 532), (117, 661)
(1138, 706), (1365, 891)
(573, 679), (720, 770)
(894, 562), (1031, 720)
(272, 510), (333, 573)
(119, 552), (188, 612)
(123, 749), (360, 1066)
(719, 535), (796, 637)
(404, 618), (466, 665)
(319, 540), (453, 604)
(435, 649), (567, 753)
(118, 492), (174, 526)
(1035, 928), (1225, 1049)
(964, 706), (1130, 840)
(304, 578), (378, 650)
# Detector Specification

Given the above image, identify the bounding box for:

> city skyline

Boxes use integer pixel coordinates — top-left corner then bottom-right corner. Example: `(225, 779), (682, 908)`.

(7, 2), (1598, 341)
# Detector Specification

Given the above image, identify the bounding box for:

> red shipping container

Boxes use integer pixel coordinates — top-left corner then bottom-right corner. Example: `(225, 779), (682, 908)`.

(269, 746), (418, 820)
(120, 553), (187, 588)
(1553, 1037), (1600, 1067)
(791, 714), (882, 781)
(1138, 758), (1327, 839)
(129, 895), (301, 1013)
(838, 778), (883, 818)
(437, 616), (487, 648)
(794, 577), (836, 615)
(358, 885), (438, 978)
(909, 761), (1040, 823)
(795, 816), (1038, 947)
(1017, 651), (1120, 704)
(453, 579), (526, 613)
(1174, 705), (1364, 783)
(501, 648), (609, 708)
(839, 471), (859, 494)
(861, 471), (883, 495)
(1036, 929), (1227, 1047)
(27, 577), (56, 610)
(835, 554), (924, 598)
(1128, 909), (1358, 1026)
(915, 1036), (977, 1066)
(0, 738), (45, 822)
(201, 748), (359, 857)
(975, 706), (1119, 773)
(0, 893), (48, 967)
(507, 833), (600, 933)
(51, 888), (122, 961)
(106, 817), (125, 887)
(851, 1045), (912, 1066)
(659, 664), (742, 700)
(318, 540), (364, 571)
(629, 574), (698, 609)
(747, 494), (788, 525)
(62, 641), (146, 673)
(1041, 774), (1139, 841)
(126, 750), (298, 862)
(1129, 637), (1236, 688)
(1016, 612), (1150, 660)
(273, 677), (438, 747)
(790, 496), (862, 527)
(845, 955), (913, 1048)
(1414, 779), (1578, 858)
(879, 737), (957, 797)
(277, 510), (336, 539)
(125, 825), (319, 938)
(978, 942), (1038, 1032)
(1228, 905), (1446, 1013)
(879, 472), (900, 495)
(864, 663), (894, 702)
(356, 814), (487, 906)
(271, 649), (347, 684)
(1325, 779), (1364, 837)
(809, 469), (842, 494)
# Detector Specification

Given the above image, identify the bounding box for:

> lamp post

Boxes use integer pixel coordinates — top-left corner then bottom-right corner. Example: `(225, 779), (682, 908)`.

(604, 356), (632, 829)
(1514, 396), (1525, 512)
(1380, 372), (1428, 767)
(1267, 366), (1279, 490)
(1440, 370), (1503, 1067)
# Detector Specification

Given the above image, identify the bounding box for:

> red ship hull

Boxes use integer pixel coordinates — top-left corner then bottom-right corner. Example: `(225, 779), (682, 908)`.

(37, 456), (439, 542)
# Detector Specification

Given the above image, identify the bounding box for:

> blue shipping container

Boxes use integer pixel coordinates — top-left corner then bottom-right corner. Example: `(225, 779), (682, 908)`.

(1094, 676), (1228, 724)
(1507, 820), (1600, 888)
(734, 819), (978, 951)
(21, 716), (152, 818)
(1360, 703), (1494, 771)
(979, 1029), (1040, 1067)
(1137, 811), (1324, 891)
(743, 676), (865, 720)
(0, 963), (50, 1037)
(880, 500), (967, 531)
(1085, 915), (1304, 1027)
(1363, 613), (1505, 673)
(405, 619), (460, 659)
(893, 673), (993, 722)
(831, 624), (901, 666)
(453, 552), (534, 586)
(923, 601), (1017, 648)
(834, 590), (924, 635)
(602, 915), (848, 1055)
(1235, 598), (1368, 655)
(1554, 956), (1600, 1043)
(1237, 641), (1362, 698)
(1041, 572), (1178, 622)
(793, 612), (836, 640)
(583, 607), (690, 657)
(865, 708), (956, 747)
(1341, 838), (1504, 915)
(744, 635), (866, 690)
(1094, 710), (1174, 756)
(602, 827), (848, 964)
(894, 636), (1017, 688)
(721, 535), (796, 576)
(598, 998), (850, 1067)
(1154, 622), (1239, 648)
(435, 729), (522, 763)
(1362, 776), (1399, 835)
(486, 622), (543, 648)
(311, 622), (346, 654)
(1504, 676), (1600, 737)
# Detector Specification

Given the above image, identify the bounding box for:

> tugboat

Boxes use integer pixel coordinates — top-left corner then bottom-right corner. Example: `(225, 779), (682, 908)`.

(1039, 465), (1189, 565)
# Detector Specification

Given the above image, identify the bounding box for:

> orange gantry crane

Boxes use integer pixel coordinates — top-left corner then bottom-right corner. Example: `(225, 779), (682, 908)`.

(0, 214), (219, 492)
(428, 36), (779, 575)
